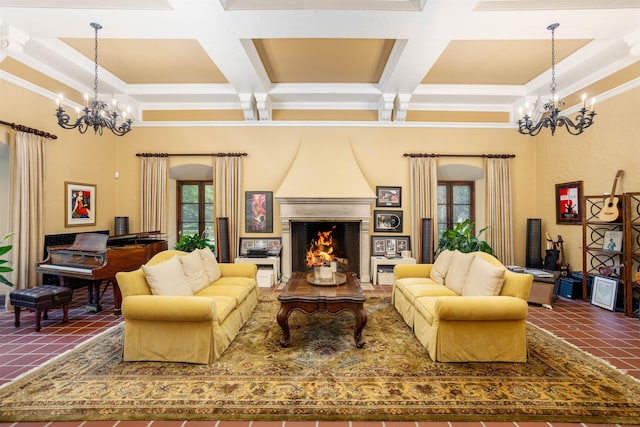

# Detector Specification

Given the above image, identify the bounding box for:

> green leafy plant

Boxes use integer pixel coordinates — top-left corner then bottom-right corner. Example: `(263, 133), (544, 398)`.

(0, 232), (15, 287)
(175, 233), (215, 253)
(436, 220), (493, 256)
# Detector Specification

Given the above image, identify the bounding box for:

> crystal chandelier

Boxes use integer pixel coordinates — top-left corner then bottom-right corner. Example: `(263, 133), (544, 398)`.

(55, 23), (132, 136)
(517, 23), (596, 136)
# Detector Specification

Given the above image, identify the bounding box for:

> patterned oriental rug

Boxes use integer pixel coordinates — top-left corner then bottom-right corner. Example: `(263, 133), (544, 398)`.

(1, 297), (639, 423)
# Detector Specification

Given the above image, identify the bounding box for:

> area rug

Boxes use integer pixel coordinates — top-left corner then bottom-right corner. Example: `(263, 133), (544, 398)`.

(1, 297), (639, 423)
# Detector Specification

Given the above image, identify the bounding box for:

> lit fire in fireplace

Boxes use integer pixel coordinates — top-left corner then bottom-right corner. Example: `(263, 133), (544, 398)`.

(305, 226), (336, 267)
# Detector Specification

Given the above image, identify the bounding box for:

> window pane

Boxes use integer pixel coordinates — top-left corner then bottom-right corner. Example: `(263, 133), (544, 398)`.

(453, 205), (470, 223)
(182, 204), (198, 221)
(204, 185), (214, 203)
(453, 185), (470, 204)
(181, 222), (199, 236)
(182, 185), (199, 203)
(437, 185), (447, 204)
(437, 205), (447, 223)
(204, 204), (214, 222)
(438, 224), (447, 238)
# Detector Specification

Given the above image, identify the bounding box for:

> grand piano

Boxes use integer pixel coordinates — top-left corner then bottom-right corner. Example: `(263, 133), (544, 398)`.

(36, 231), (167, 314)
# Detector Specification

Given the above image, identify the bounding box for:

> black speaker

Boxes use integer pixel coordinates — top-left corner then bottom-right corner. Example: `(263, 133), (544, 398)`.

(526, 218), (543, 268)
(421, 218), (433, 264)
(216, 217), (231, 263)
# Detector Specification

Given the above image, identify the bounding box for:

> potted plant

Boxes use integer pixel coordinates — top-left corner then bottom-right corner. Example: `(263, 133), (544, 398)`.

(436, 219), (493, 256)
(175, 232), (215, 253)
(0, 232), (15, 287)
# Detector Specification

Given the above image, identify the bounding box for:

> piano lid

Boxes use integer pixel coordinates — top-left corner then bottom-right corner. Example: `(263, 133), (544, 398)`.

(67, 233), (109, 252)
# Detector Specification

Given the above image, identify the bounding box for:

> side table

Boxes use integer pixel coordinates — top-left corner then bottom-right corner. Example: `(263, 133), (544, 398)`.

(370, 256), (416, 285)
(235, 256), (281, 285)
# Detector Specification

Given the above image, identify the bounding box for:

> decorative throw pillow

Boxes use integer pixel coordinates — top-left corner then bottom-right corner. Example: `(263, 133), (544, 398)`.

(198, 247), (221, 284)
(462, 256), (506, 296)
(444, 251), (475, 294)
(429, 249), (454, 284)
(142, 255), (193, 296)
(178, 250), (210, 294)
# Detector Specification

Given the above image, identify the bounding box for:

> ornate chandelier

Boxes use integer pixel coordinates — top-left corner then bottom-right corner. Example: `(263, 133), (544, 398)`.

(517, 23), (596, 136)
(55, 23), (132, 136)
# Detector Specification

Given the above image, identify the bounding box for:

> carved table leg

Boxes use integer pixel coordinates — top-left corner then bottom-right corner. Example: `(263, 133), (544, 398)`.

(353, 304), (368, 348)
(276, 304), (291, 347)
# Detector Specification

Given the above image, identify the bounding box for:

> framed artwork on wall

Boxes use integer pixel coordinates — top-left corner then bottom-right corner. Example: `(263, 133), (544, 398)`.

(376, 186), (402, 207)
(555, 181), (583, 224)
(371, 235), (411, 256)
(245, 191), (273, 233)
(65, 182), (96, 227)
(374, 210), (403, 232)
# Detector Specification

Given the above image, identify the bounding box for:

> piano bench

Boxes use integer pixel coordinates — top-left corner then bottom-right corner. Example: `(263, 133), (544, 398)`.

(9, 285), (73, 332)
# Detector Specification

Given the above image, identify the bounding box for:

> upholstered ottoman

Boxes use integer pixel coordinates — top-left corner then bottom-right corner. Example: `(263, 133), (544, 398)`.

(9, 285), (73, 331)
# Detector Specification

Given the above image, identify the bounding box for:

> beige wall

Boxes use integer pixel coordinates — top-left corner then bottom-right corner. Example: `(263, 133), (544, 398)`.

(1, 79), (637, 271)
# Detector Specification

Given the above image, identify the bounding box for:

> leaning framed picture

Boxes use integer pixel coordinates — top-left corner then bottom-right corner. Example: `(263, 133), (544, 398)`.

(591, 275), (618, 311)
(65, 181), (96, 227)
(374, 210), (403, 233)
(555, 181), (583, 224)
(376, 186), (402, 207)
(245, 191), (273, 233)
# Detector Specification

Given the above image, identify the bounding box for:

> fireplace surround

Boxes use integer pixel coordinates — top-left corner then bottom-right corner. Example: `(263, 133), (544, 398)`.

(277, 197), (374, 282)
(274, 138), (377, 282)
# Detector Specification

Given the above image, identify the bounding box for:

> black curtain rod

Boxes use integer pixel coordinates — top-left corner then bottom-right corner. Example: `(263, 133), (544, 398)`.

(0, 120), (58, 140)
(136, 152), (247, 157)
(403, 153), (515, 159)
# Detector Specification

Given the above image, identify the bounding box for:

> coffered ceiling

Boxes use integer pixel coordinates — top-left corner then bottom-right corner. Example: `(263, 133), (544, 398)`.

(1, 0), (639, 126)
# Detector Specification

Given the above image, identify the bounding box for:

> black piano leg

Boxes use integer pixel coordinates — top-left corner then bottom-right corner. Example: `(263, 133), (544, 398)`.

(85, 282), (102, 313)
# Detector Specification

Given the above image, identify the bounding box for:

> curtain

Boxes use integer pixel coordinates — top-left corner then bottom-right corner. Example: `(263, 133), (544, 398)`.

(485, 157), (514, 264)
(409, 156), (438, 262)
(140, 156), (168, 234)
(6, 131), (47, 309)
(214, 156), (242, 260)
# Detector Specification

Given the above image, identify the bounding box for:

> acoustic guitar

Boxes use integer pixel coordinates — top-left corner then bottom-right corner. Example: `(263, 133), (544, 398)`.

(598, 170), (624, 222)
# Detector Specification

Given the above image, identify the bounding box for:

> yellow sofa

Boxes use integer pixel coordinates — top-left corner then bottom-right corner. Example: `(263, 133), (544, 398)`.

(115, 249), (258, 364)
(392, 250), (533, 362)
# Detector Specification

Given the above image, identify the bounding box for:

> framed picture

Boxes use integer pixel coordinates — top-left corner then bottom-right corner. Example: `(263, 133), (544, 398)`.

(602, 230), (623, 251)
(245, 191), (273, 233)
(374, 210), (403, 232)
(239, 237), (282, 256)
(376, 186), (402, 207)
(591, 275), (618, 311)
(65, 182), (96, 227)
(371, 235), (411, 256)
(555, 181), (583, 224)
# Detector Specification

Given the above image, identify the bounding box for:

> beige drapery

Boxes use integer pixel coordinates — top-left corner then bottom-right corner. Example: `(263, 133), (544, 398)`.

(6, 131), (47, 309)
(485, 157), (514, 264)
(140, 156), (168, 234)
(213, 156), (242, 260)
(409, 156), (439, 262)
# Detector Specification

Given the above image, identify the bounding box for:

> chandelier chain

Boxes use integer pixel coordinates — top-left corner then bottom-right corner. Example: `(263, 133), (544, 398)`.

(93, 23), (99, 99)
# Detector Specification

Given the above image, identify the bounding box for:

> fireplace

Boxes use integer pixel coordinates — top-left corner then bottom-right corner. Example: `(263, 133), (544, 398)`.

(274, 138), (377, 283)
(291, 221), (361, 274)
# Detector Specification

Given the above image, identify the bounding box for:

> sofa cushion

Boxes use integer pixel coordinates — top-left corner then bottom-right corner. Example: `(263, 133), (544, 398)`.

(462, 255), (506, 296)
(444, 251), (474, 294)
(430, 250), (454, 284)
(179, 250), (210, 294)
(142, 255), (193, 296)
(415, 296), (437, 325)
(396, 282), (458, 303)
(196, 284), (253, 305)
(198, 247), (221, 283)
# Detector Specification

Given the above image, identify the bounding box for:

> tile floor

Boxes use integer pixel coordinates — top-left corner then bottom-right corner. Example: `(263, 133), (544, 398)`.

(0, 282), (639, 427)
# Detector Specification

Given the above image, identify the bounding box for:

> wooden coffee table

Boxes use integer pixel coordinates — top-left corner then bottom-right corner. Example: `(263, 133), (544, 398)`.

(277, 271), (367, 348)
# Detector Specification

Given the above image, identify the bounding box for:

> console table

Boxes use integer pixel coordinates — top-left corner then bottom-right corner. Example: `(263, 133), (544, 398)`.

(235, 256), (281, 285)
(370, 256), (416, 285)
